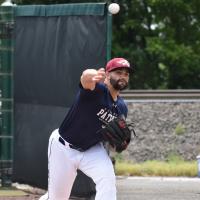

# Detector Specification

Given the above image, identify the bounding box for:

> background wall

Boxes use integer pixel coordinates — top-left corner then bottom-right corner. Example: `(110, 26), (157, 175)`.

(122, 101), (200, 162)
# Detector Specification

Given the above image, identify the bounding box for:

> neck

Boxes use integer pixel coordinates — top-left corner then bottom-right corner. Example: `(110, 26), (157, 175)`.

(104, 80), (120, 101)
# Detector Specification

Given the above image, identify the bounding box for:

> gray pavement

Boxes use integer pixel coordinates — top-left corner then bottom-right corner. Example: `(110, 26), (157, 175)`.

(116, 176), (200, 200)
(1, 176), (200, 199)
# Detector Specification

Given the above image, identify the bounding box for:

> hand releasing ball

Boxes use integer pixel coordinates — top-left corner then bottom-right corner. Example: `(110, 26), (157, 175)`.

(108, 3), (120, 15)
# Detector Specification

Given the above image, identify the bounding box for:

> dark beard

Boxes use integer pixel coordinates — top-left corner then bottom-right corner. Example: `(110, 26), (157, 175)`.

(110, 78), (128, 91)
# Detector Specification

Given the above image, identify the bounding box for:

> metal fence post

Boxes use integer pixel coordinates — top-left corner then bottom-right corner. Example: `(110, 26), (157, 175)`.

(106, 7), (112, 61)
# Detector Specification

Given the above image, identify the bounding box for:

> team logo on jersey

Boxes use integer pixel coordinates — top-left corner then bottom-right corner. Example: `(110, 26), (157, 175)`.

(96, 108), (117, 124)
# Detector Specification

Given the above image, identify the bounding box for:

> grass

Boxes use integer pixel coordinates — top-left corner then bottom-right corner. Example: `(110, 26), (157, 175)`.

(115, 159), (198, 177)
(174, 123), (186, 135)
(0, 188), (28, 197)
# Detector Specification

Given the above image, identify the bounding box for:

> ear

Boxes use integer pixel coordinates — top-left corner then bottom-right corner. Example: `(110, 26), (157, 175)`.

(104, 71), (110, 85)
(105, 71), (110, 79)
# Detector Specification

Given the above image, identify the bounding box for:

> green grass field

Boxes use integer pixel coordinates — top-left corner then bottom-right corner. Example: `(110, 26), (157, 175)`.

(115, 156), (198, 177)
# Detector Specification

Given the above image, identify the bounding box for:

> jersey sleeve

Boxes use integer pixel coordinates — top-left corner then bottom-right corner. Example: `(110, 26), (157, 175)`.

(79, 82), (107, 95)
(118, 98), (128, 118)
(123, 104), (128, 118)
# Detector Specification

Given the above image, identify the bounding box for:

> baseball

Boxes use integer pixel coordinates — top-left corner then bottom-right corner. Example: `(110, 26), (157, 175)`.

(108, 3), (120, 15)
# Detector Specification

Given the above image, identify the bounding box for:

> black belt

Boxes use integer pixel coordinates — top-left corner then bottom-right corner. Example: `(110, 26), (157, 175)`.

(58, 136), (85, 152)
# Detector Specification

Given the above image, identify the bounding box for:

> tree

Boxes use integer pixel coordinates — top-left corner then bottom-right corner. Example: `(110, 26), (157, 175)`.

(112, 0), (200, 89)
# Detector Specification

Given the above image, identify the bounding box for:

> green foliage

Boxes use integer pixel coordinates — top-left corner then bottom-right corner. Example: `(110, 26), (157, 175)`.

(115, 159), (198, 177)
(166, 153), (184, 162)
(115, 153), (198, 177)
(114, 153), (124, 162)
(174, 123), (186, 135)
(112, 0), (200, 89)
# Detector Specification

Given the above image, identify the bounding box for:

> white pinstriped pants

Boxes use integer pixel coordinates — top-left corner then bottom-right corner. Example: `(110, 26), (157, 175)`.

(39, 129), (116, 200)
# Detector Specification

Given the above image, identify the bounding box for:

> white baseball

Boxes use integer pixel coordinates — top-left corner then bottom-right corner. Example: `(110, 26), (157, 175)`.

(108, 3), (120, 15)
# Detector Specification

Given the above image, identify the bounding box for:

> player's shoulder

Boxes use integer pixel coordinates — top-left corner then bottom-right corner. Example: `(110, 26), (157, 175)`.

(117, 95), (126, 104)
(117, 96), (128, 116)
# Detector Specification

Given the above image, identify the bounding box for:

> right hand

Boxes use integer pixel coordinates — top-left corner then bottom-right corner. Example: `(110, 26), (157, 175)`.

(92, 68), (105, 83)
(81, 68), (105, 90)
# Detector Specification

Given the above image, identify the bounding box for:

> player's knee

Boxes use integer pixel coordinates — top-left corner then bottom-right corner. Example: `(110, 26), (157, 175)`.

(95, 177), (116, 200)
(96, 176), (116, 192)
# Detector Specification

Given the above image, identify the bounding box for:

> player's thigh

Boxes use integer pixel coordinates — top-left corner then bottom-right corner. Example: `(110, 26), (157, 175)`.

(79, 143), (115, 183)
(48, 132), (77, 199)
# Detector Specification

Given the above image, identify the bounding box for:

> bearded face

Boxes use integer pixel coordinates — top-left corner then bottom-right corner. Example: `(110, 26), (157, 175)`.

(110, 77), (128, 91)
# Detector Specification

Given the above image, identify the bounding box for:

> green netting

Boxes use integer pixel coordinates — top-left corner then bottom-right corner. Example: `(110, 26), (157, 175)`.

(14, 3), (106, 16)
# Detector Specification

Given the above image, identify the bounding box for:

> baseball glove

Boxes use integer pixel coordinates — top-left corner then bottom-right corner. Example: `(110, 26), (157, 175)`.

(101, 117), (136, 153)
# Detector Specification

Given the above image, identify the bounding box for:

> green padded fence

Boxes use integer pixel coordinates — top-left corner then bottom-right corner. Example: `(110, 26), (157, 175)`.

(0, 3), (112, 190)
(0, 6), (14, 187)
(14, 3), (105, 16)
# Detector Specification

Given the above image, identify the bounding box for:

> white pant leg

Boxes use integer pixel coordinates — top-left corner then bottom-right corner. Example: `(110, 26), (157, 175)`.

(79, 143), (116, 200)
(38, 192), (48, 200)
(40, 129), (79, 200)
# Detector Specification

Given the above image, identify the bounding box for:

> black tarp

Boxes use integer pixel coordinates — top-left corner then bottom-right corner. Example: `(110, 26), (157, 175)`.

(13, 3), (110, 197)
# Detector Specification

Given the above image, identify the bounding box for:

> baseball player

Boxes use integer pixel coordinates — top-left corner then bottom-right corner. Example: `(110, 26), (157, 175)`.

(39, 57), (132, 200)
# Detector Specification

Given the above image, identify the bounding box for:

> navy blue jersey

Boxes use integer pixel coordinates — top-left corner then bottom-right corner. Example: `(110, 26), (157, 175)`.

(59, 83), (128, 150)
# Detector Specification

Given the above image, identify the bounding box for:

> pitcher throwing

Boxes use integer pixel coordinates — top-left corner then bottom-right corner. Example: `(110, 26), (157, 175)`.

(39, 57), (133, 200)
